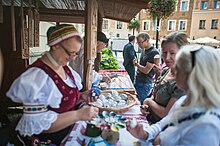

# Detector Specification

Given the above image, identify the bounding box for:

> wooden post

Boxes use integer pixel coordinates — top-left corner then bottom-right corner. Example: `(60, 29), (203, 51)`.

(20, 0), (24, 53)
(28, 0), (33, 47)
(84, 0), (98, 90)
(34, 0), (39, 47)
(0, 0), (3, 23)
(11, 0), (16, 51)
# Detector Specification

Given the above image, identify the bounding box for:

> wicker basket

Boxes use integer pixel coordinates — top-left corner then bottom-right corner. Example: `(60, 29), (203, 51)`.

(89, 91), (137, 113)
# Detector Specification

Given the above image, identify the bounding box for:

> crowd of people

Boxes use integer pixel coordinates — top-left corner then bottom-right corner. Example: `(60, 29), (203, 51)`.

(2, 23), (220, 145)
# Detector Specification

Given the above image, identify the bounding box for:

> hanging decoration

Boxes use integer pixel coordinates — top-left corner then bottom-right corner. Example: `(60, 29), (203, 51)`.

(148, 0), (176, 21)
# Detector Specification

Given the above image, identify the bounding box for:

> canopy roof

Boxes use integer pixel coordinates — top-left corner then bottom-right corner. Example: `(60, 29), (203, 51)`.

(192, 37), (220, 45)
(2, 0), (149, 23)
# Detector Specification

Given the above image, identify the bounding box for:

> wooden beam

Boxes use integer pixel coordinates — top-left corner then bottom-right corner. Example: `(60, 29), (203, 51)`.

(97, 0), (105, 18)
(103, 0), (149, 9)
(39, 8), (85, 17)
(104, 16), (132, 23)
(40, 14), (84, 23)
(39, 8), (85, 23)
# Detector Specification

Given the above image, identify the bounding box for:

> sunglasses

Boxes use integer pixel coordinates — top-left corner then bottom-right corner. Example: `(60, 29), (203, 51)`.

(190, 46), (202, 68)
(59, 43), (79, 57)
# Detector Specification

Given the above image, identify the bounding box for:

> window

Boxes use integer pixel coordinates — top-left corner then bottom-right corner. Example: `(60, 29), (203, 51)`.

(201, 1), (208, 9)
(116, 33), (120, 37)
(214, 1), (220, 8)
(199, 20), (206, 29)
(116, 21), (122, 29)
(180, 0), (189, 11)
(211, 19), (218, 29)
(152, 20), (161, 31)
(102, 19), (108, 29)
(168, 20), (176, 31)
(142, 20), (150, 31)
(179, 20), (187, 31)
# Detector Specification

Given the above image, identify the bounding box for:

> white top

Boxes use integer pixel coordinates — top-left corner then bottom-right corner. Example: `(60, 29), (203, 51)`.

(143, 95), (187, 145)
(159, 107), (220, 146)
(143, 95), (220, 146)
(6, 65), (82, 136)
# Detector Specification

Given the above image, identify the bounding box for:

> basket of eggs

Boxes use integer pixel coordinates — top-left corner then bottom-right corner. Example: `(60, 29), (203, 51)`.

(89, 90), (137, 113)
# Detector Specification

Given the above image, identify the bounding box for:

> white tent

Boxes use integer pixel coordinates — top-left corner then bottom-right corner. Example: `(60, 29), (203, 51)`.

(192, 37), (220, 45)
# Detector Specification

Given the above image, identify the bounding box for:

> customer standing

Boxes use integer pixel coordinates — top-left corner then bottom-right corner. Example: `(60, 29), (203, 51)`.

(123, 35), (137, 83)
(133, 33), (159, 104)
(69, 32), (111, 85)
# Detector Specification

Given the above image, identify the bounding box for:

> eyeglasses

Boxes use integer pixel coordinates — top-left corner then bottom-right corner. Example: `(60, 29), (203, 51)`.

(190, 46), (202, 68)
(59, 43), (79, 57)
(137, 39), (147, 45)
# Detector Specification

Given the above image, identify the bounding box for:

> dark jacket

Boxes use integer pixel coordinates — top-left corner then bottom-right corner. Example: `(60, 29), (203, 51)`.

(123, 42), (137, 67)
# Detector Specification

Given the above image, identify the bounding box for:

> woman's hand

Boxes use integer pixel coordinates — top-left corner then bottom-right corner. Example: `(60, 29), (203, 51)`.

(153, 135), (161, 146)
(80, 89), (96, 103)
(77, 106), (99, 121)
(126, 120), (148, 141)
(140, 105), (150, 116)
(153, 64), (161, 76)
(102, 74), (111, 84)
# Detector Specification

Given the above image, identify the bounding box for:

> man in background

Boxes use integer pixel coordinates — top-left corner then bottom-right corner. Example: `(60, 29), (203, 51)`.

(69, 32), (110, 85)
(133, 33), (159, 104)
(123, 35), (137, 83)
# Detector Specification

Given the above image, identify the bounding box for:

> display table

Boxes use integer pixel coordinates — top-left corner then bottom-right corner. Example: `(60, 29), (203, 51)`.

(62, 105), (148, 146)
(99, 70), (136, 95)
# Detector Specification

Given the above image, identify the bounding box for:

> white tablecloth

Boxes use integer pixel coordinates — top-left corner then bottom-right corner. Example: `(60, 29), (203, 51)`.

(62, 105), (148, 146)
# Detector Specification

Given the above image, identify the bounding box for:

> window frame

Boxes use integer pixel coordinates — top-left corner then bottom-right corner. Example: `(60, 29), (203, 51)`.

(180, 0), (190, 11)
(116, 21), (123, 29)
(201, 1), (208, 9)
(211, 19), (218, 29)
(102, 19), (109, 29)
(178, 20), (187, 31)
(199, 20), (206, 29)
(167, 20), (177, 31)
(142, 20), (150, 31)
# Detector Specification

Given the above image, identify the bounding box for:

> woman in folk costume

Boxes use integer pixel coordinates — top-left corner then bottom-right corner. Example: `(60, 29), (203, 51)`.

(7, 24), (99, 145)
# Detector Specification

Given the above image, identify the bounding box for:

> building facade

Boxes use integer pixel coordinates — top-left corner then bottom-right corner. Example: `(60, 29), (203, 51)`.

(139, 0), (194, 40)
(190, 0), (220, 39)
(102, 18), (134, 39)
(139, 0), (220, 41)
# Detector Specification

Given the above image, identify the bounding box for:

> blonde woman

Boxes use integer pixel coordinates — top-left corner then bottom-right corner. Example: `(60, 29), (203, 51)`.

(154, 45), (220, 145)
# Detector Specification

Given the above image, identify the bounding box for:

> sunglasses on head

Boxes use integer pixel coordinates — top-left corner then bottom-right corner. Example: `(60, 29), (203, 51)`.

(190, 46), (203, 68)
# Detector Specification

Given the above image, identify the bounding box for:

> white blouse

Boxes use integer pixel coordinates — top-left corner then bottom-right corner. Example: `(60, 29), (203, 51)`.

(6, 65), (82, 136)
(159, 107), (220, 146)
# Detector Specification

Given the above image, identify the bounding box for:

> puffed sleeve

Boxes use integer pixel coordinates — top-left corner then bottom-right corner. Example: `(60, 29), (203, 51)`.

(6, 67), (63, 136)
(7, 67), (62, 107)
